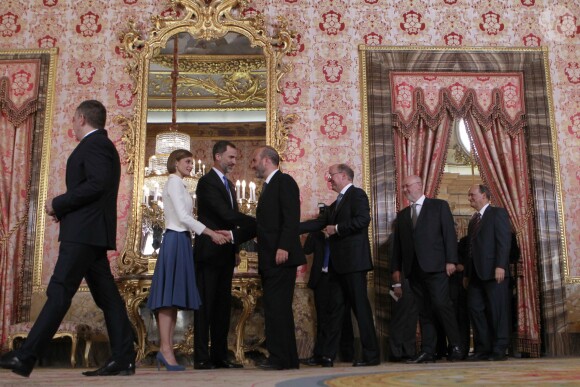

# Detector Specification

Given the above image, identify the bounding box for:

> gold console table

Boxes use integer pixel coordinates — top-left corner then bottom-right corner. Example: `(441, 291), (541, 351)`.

(117, 271), (263, 363)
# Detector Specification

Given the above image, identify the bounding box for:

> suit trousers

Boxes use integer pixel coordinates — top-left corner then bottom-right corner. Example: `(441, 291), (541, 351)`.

(19, 242), (135, 363)
(312, 272), (354, 362)
(194, 262), (235, 362)
(467, 274), (511, 355)
(388, 278), (417, 359)
(261, 266), (299, 369)
(409, 263), (460, 355)
(323, 270), (379, 362)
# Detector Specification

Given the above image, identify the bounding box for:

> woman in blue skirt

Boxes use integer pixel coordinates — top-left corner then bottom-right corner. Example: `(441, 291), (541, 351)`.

(147, 149), (228, 371)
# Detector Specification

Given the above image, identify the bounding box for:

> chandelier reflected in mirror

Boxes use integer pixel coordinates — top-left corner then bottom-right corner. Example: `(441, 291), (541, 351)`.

(141, 34), (208, 257)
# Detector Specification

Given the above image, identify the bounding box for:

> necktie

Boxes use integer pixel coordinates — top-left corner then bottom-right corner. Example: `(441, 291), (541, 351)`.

(468, 212), (482, 258)
(411, 203), (418, 228)
(336, 193), (344, 206)
(223, 175), (233, 207)
(323, 239), (330, 270)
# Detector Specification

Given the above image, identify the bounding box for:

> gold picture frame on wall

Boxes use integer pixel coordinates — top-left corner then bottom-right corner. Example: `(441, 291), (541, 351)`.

(115, 0), (297, 275)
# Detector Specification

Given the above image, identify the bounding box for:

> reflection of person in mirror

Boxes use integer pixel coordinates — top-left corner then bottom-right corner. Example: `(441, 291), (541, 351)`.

(193, 141), (256, 370)
(251, 146), (306, 370)
(0, 100), (136, 377)
(147, 149), (228, 371)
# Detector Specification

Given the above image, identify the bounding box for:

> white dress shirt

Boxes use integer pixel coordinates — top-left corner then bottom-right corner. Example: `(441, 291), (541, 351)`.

(163, 174), (206, 235)
(411, 194), (426, 219)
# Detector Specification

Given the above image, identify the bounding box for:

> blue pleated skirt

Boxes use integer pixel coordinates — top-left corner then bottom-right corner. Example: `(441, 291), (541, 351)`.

(147, 230), (201, 311)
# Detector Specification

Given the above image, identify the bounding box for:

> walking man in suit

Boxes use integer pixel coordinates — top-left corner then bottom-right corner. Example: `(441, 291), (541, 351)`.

(300, 164), (380, 367)
(250, 146), (306, 370)
(193, 140), (256, 370)
(464, 184), (511, 361)
(391, 175), (462, 363)
(0, 100), (136, 377)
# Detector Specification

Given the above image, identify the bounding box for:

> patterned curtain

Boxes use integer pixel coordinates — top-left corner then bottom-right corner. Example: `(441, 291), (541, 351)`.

(464, 113), (540, 356)
(0, 60), (39, 348)
(393, 114), (453, 208)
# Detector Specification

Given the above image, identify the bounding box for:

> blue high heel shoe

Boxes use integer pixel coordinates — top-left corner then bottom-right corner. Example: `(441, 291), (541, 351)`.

(156, 352), (186, 371)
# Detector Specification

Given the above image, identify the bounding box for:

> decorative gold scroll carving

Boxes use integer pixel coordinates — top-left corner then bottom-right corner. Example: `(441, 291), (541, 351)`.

(152, 55), (266, 74)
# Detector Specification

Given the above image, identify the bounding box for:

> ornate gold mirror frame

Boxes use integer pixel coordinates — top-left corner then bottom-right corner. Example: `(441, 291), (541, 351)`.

(115, 0), (295, 275)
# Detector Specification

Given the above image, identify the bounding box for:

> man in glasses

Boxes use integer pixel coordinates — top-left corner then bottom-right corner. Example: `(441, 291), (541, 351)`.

(301, 164), (380, 367)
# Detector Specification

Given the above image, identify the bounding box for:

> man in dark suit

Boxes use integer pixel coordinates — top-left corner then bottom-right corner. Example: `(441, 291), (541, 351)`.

(193, 140), (256, 370)
(300, 164), (380, 367)
(250, 146), (306, 370)
(391, 175), (462, 363)
(300, 205), (354, 367)
(0, 100), (136, 377)
(464, 184), (511, 361)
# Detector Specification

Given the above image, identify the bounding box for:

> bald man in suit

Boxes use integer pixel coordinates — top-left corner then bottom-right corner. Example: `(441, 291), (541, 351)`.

(391, 175), (462, 363)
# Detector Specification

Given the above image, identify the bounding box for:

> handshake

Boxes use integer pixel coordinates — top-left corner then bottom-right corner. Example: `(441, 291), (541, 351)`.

(209, 229), (233, 245)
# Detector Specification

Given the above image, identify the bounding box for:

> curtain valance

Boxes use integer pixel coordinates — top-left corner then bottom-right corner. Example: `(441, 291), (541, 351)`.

(0, 60), (40, 128)
(391, 72), (526, 137)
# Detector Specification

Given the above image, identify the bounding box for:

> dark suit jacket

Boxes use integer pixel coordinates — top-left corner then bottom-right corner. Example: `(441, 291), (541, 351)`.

(303, 231), (326, 289)
(391, 197), (458, 276)
(301, 185), (373, 274)
(52, 129), (119, 250)
(255, 170), (305, 271)
(194, 169), (256, 266)
(465, 206), (511, 281)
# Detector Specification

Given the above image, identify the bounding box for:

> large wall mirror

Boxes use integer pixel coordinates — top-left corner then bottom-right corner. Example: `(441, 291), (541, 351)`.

(116, 0), (295, 275)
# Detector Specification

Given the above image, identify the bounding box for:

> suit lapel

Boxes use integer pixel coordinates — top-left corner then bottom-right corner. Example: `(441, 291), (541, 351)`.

(209, 169), (234, 208)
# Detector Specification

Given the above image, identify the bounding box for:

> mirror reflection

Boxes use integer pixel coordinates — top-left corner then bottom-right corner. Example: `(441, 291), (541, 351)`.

(141, 31), (267, 256)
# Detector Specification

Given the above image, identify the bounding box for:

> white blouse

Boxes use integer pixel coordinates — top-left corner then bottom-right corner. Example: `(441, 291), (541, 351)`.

(162, 174), (206, 235)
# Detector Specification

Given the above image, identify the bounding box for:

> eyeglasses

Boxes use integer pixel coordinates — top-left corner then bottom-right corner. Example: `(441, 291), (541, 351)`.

(326, 171), (342, 181)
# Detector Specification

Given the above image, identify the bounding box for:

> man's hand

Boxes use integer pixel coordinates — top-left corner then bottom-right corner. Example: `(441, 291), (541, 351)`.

(456, 263), (464, 273)
(463, 277), (469, 289)
(446, 263), (456, 276)
(495, 267), (505, 283)
(45, 197), (55, 216)
(393, 286), (403, 299)
(275, 248), (288, 265)
(392, 270), (401, 284)
(325, 225), (337, 236)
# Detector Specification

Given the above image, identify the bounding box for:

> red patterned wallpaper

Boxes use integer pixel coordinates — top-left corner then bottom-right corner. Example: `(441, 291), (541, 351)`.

(0, 1), (578, 284)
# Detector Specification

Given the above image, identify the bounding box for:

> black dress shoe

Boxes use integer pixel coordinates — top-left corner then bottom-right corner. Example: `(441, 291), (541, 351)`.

(0, 352), (35, 377)
(213, 360), (243, 369)
(193, 361), (216, 370)
(300, 356), (322, 366)
(320, 357), (333, 367)
(352, 359), (380, 367)
(488, 353), (507, 361)
(447, 346), (464, 361)
(82, 360), (135, 376)
(257, 361), (283, 370)
(406, 352), (436, 364)
(467, 352), (489, 361)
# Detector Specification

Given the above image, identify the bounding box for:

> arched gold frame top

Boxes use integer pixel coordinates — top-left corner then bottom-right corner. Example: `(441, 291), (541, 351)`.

(115, 0), (296, 275)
